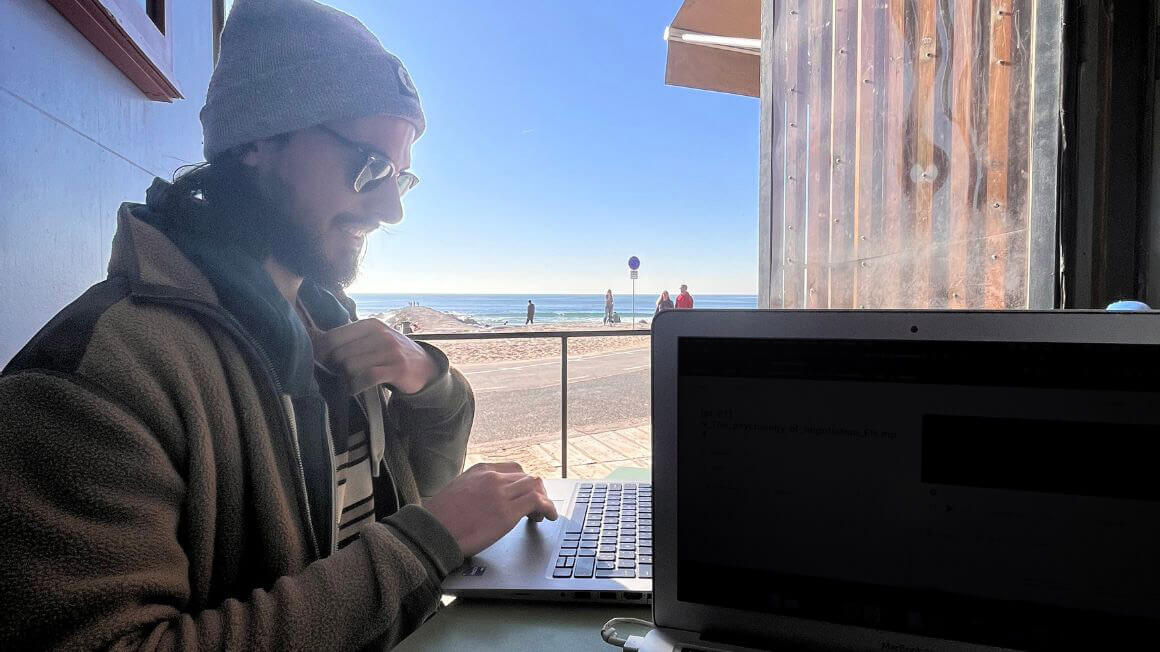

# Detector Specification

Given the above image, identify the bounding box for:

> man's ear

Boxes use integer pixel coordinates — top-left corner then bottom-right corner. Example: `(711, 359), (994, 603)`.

(239, 135), (288, 168)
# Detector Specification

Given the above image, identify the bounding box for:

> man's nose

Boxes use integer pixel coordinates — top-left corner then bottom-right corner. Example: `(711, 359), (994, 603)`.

(360, 180), (405, 225)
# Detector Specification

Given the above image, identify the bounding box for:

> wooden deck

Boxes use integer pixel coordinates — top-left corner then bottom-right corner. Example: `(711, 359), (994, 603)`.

(464, 424), (651, 479)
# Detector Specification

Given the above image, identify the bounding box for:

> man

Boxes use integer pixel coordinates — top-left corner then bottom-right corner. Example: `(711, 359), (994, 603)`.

(0, 1), (555, 649)
(676, 283), (695, 309)
(526, 299), (536, 325)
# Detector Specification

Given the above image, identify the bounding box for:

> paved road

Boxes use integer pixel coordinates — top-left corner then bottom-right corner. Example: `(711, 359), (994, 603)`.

(459, 348), (651, 445)
(460, 348), (649, 392)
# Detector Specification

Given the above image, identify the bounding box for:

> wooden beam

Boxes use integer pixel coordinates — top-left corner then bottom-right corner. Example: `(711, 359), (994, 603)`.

(46, 0), (182, 102)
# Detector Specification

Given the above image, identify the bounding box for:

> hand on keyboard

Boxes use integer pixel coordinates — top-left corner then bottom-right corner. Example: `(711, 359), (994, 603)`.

(424, 462), (558, 557)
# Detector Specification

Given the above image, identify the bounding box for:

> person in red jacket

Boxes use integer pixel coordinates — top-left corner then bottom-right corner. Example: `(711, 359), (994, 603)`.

(676, 284), (694, 309)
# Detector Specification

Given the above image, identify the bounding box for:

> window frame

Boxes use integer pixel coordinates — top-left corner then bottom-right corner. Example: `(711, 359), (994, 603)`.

(46, 0), (182, 102)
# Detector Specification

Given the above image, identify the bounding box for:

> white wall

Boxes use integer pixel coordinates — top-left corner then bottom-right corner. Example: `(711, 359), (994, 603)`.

(0, 0), (214, 364)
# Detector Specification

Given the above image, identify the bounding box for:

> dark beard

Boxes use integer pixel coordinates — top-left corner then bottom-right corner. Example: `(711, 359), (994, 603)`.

(259, 171), (364, 289)
(164, 156), (365, 289)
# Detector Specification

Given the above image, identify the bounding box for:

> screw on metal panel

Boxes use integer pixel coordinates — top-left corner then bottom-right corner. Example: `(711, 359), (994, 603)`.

(860, 235), (867, 240)
(992, 202), (1001, 209)
(952, 292), (960, 298)
(789, 122), (798, 127)
(861, 261), (868, 267)
(997, 9), (1014, 17)
(996, 59), (1012, 66)
(834, 218), (841, 223)
(991, 254), (999, 260)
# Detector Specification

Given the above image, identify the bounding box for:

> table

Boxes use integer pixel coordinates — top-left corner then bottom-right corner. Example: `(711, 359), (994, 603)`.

(394, 597), (652, 651)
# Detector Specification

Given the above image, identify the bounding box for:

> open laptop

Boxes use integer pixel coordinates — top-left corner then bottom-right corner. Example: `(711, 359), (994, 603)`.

(440, 477), (653, 603)
(643, 309), (1160, 651)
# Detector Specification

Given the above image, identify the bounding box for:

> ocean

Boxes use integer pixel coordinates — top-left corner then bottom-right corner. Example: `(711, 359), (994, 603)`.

(349, 293), (758, 325)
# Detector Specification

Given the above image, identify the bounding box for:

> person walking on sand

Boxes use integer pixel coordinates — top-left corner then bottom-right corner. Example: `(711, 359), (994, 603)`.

(526, 300), (536, 325)
(655, 290), (674, 314)
(603, 289), (614, 325)
(676, 284), (694, 309)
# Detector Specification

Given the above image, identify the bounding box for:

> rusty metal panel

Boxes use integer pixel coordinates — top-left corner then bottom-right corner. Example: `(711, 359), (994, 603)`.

(805, 0), (834, 308)
(763, 0), (1049, 309)
(828, 0), (860, 308)
(782, 0), (808, 309)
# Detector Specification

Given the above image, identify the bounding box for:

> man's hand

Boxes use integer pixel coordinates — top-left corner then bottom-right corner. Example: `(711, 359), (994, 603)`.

(311, 318), (437, 395)
(423, 462), (558, 557)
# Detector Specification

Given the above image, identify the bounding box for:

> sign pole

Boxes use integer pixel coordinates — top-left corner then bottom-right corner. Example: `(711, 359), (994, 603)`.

(627, 256), (640, 331)
(631, 256), (640, 329)
(632, 277), (636, 329)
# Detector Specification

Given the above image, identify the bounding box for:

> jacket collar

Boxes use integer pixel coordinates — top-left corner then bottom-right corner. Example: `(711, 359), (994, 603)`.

(109, 197), (220, 305)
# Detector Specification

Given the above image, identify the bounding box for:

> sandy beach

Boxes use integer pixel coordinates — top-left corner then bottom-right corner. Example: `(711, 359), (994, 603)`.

(372, 305), (651, 365)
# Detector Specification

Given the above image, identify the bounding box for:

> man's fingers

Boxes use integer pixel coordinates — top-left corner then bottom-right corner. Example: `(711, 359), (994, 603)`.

(514, 489), (558, 521)
(350, 365), (397, 396)
(504, 474), (543, 498)
(508, 477), (557, 521)
(323, 332), (397, 368)
(312, 319), (388, 360)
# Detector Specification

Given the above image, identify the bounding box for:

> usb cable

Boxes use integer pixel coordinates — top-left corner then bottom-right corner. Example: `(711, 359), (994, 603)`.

(601, 617), (655, 650)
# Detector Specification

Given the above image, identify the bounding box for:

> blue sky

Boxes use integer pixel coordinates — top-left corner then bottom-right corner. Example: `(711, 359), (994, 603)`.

(325, 1), (758, 295)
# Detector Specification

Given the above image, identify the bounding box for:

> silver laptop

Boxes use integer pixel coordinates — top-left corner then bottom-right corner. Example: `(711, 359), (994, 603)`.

(441, 478), (653, 603)
(643, 310), (1160, 651)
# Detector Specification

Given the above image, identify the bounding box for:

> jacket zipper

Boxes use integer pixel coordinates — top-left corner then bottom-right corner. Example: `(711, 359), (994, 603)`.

(137, 294), (325, 561)
(378, 387), (401, 511)
(279, 396), (322, 559)
(319, 402), (338, 556)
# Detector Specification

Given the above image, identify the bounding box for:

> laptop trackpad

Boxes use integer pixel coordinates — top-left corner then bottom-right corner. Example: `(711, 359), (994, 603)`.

(453, 479), (576, 580)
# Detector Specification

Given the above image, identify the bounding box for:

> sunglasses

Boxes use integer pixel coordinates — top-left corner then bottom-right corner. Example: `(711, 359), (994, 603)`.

(316, 124), (419, 196)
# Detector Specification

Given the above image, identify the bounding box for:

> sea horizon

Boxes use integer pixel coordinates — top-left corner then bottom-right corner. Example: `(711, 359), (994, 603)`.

(350, 292), (759, 325)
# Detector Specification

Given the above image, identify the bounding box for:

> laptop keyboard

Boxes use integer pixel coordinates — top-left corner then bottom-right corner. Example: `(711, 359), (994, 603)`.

(551, 482), (652, 580)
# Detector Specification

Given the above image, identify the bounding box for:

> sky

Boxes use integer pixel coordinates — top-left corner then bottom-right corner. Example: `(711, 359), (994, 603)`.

(323, 1), (759, 296)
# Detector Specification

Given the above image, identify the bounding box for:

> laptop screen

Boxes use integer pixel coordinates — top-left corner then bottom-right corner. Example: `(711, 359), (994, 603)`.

(677, 337), (1160, 650)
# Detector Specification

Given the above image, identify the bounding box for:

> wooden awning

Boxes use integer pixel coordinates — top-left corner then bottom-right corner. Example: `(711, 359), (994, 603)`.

(663, 0), (760, 97)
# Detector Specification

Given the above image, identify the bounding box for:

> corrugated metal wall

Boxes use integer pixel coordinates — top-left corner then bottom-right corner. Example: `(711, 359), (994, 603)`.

(762, 0), (1055, 309)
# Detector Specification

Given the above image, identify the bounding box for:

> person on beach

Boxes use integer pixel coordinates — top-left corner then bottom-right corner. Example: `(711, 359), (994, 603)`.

(676, 284), (695, 309)
(603, 289), (615, 324)
(655, 290), (674, 314)
(526, 299), (536, 325)
(0, 1), (557, 649)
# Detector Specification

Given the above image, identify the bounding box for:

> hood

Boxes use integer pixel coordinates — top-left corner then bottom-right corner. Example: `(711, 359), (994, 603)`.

(110, 178), (354, 396)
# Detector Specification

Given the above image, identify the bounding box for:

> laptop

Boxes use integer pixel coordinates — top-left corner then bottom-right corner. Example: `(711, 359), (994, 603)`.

(440, 477), (654, 602)
(642, 309), (1160, 651)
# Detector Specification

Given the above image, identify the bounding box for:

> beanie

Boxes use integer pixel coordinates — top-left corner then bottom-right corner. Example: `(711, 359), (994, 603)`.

(200, 0), (425, 162)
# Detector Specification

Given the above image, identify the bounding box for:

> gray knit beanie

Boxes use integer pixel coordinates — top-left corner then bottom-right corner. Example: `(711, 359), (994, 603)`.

(200, 0), (425, 162)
